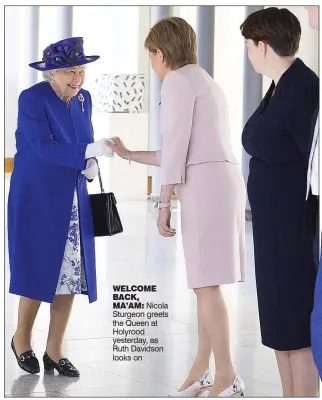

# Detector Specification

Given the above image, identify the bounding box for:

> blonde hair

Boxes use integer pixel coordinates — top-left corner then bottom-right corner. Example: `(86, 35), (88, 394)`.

(144, 17), (197, 70)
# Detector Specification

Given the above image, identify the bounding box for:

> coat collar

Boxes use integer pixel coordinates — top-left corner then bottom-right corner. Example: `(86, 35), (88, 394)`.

(264, 58), (305, 102)
(276, 58), (304, 89)
(271, 58), (305, 94)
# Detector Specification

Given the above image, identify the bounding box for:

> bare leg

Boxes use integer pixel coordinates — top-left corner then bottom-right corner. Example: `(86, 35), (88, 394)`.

(13, 296), (41, 355)
(179, 290), (213, 391)
(195, 286), (236, 397)
(46, 294), (75, 362)
(275, 351), (294, 397)
(290, 347), (319, 397)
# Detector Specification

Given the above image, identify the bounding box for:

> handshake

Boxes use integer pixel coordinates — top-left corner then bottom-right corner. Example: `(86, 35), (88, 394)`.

(85, 137), (118, 159)
(81, 137), (127, 180)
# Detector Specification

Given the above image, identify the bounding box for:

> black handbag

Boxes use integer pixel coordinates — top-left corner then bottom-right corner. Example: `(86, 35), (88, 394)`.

(89, 166), (123, 237)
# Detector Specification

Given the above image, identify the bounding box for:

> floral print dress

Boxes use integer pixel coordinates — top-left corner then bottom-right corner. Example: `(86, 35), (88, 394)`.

(55, 99), (88, 295)
(55, 190), (88, 295)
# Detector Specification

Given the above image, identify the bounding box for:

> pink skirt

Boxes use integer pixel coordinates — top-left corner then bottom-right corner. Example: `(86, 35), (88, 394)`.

(175, 161), (246, 289)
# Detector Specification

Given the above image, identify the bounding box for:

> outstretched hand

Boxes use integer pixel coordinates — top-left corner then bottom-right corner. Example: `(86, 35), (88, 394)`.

(105, 137), (130, 160)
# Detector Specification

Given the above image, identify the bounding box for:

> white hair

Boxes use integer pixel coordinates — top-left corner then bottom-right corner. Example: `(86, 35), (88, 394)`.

(42, 65), (87, 82)
(42, 70), (57, 82)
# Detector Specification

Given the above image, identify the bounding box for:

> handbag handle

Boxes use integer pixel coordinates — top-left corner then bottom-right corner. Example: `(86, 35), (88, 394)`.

(96, 161), (105, 194)
(95, 160), (117, 204)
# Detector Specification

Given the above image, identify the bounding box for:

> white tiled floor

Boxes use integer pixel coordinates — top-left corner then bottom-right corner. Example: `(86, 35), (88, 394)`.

(4, 176), (282, 397)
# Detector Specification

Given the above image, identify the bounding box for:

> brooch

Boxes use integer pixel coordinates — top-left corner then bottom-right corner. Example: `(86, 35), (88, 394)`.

(78, 94), (85, 112)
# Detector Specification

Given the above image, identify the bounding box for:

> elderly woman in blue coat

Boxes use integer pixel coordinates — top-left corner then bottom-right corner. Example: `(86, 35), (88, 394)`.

(8, 37), (113, 377)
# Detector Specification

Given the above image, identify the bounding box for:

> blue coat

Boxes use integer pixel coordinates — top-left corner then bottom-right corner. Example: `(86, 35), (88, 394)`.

(7, 81), (97, 303)
(312, 250), (322, 379)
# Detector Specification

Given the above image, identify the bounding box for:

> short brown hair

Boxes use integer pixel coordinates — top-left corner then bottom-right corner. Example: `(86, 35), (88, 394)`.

(240, 7), (301, 57)
(144, 16), (197, 70)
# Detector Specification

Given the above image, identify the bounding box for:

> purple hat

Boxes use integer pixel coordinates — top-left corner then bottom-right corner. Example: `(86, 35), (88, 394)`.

(29, 37), (100, 71)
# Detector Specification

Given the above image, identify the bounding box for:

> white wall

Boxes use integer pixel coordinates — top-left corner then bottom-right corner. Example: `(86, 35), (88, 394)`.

(89, 113), (149, 201)
(138, 6), (151, 115)
(77, 6), (151, 201)
(214, 6), (246, 163)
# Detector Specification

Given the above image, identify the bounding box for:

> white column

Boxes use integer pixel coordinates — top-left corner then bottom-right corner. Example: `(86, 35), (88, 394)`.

(242, 6), (264, 216)
(60, 6), (73, 38)
(5, 6), (74, 159)
(138, 6), (151, 114)
(196, 6), (215, 78)
(21, 6), (40, 90)
(38, 6), (73, 56)
(5, 6), (40, 158)
(139, 7), (153, 198)
(5, 7), (21, 158)
(149, 6), (173, 202)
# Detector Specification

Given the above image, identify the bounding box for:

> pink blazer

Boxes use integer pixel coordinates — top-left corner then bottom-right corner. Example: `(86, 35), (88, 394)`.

(156, 64), (238, 185)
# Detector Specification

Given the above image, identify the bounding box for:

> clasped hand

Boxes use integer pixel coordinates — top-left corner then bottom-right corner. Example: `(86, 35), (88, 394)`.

(85, 138), (116, 159)
(82, 138), (115, 179)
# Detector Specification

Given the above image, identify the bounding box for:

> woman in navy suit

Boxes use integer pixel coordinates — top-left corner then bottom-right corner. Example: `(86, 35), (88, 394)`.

(241, 8), (319, 396)
(8, 37), (113, 376)
(304, 4), (322, 381)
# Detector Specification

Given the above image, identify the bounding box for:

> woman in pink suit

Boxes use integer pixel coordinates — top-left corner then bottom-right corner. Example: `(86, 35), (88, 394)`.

(109, 17), (246, 397)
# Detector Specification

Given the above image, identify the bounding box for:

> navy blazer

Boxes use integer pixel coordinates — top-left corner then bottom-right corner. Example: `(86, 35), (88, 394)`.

(242, 58), (319, 351)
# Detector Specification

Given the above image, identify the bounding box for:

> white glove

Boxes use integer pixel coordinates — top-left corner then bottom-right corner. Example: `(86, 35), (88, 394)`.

(81, 158), (99, 180)
(85, 138), (114, 159)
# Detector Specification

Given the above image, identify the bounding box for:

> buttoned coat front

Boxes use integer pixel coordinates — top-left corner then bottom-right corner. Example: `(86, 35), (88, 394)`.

(7, 81), (97, 303)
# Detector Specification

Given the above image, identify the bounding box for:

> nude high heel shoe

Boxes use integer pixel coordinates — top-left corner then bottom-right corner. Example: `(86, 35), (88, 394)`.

(168, 370), (213, 397)
(217, 374), (245, 397)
